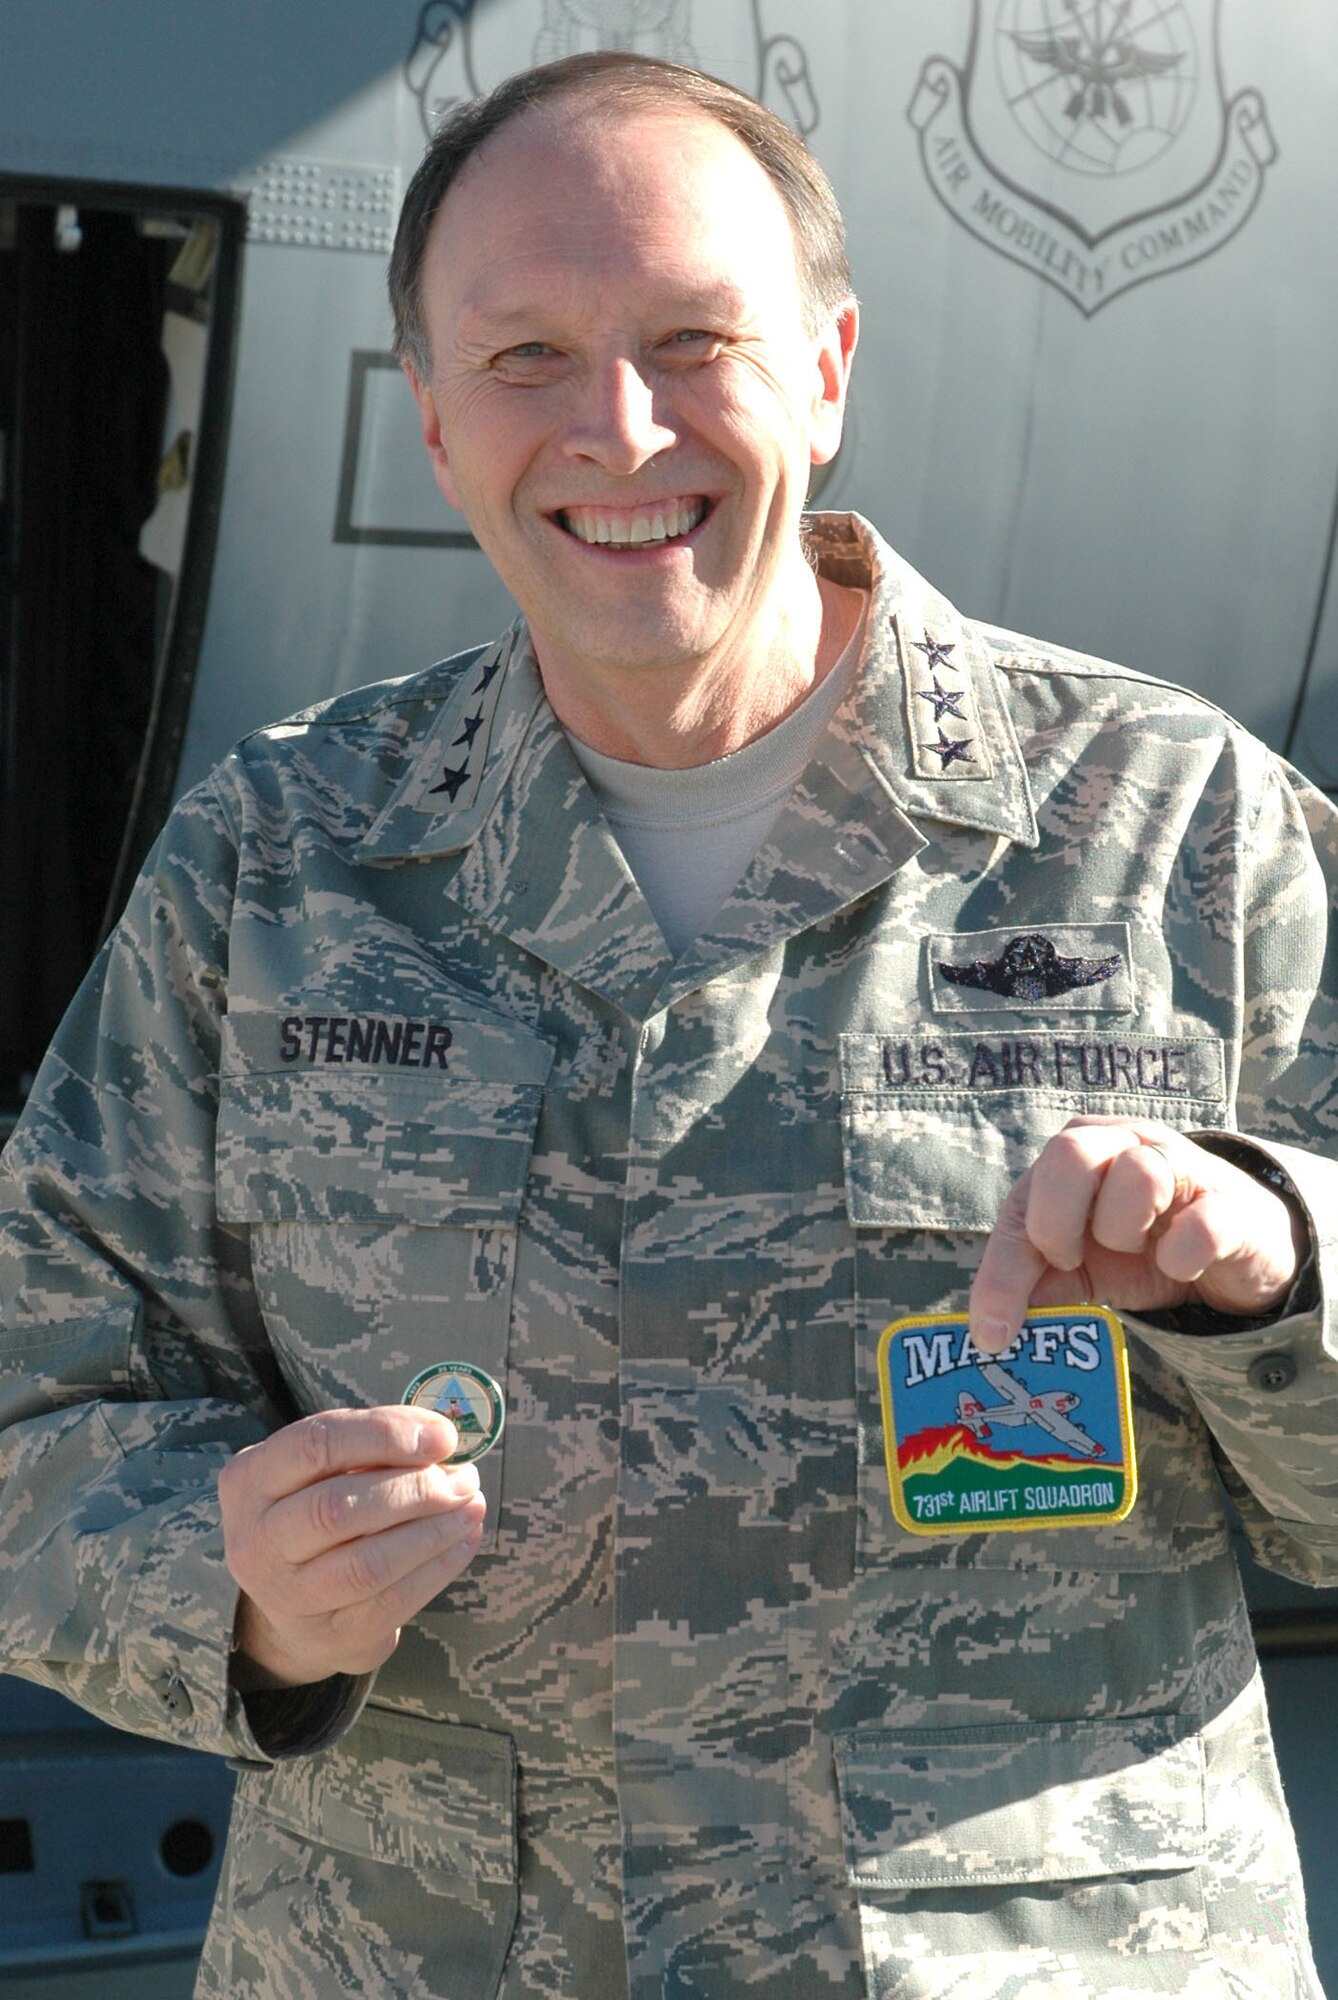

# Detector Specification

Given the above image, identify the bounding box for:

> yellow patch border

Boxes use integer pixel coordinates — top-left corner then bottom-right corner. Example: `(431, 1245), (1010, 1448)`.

(877, 1305), (1138, 1535)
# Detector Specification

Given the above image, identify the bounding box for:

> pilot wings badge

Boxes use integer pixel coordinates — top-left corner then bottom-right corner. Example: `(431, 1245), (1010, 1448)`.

(877, 1305), (1137, 1534)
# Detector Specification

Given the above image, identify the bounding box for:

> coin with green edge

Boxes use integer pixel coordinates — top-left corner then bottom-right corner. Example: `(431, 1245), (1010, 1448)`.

(401, 1362), (505, 1464)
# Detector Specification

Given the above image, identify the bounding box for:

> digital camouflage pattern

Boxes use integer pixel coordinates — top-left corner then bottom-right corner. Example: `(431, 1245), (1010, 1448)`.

(1, 514), (1336, 1997)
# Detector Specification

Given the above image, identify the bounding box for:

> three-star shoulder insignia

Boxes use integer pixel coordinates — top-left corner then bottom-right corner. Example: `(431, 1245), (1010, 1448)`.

(896, 617), (993, 781)
(408, 634), (516, 819)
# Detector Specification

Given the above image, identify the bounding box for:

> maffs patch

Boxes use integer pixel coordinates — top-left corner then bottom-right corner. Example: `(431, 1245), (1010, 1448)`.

(878, 1306), (1137, 1535)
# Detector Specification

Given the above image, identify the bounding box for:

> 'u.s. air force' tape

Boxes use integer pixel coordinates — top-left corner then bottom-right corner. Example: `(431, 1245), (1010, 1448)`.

(401, 1362), (505, 1465)
(877, 1306), (1137, 1535)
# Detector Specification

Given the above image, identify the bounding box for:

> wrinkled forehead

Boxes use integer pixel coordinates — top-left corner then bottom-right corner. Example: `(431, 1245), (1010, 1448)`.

(433, 95), (797, 262)
(418, 96), (808, 340)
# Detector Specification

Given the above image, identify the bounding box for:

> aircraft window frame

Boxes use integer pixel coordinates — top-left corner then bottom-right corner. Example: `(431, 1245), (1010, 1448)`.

(333, 349), (480, 550)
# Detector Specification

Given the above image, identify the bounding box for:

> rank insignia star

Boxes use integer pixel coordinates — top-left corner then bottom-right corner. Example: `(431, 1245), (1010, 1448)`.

(917, 679), (968, 724)
(473, 651), (505, 695)
(912, 632), (956, 673)
(428, 762), (470, 802)
(938, 931), (1123, 1000)
(453, 709), (485, 750)
(930, 730), (973, 768)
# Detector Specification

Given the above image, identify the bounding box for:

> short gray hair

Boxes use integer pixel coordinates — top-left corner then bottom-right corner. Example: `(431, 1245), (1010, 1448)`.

(389, 50), (852, 381)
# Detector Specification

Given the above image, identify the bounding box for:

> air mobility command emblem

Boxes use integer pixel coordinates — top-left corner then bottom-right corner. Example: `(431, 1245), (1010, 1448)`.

(878, 1306), (1137, 1534)
(402, 1362), (505, 1464)
(907, 1), (1275, 314)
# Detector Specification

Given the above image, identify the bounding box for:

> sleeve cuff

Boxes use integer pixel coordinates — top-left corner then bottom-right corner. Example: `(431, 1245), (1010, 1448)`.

(229, 1669), (374, 1763)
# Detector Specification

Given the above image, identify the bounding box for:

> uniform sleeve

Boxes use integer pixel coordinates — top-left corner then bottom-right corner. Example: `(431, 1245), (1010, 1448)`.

(0, 770), (312, 1757)
(1129, 753), (1338, 1585)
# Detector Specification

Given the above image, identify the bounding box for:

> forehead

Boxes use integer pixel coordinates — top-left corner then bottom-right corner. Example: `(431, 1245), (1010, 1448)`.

(422, 100), (804, 325)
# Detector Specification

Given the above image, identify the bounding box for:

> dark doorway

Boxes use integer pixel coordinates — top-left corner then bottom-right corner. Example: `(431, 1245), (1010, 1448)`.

(0, 180), (242, 1131)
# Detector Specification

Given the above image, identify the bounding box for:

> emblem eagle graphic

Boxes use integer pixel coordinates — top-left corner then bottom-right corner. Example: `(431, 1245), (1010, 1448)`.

(1008, 2), (1184, 128)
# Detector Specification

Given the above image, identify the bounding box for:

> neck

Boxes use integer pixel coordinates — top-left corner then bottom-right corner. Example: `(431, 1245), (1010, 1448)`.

(540, 561), (866, 771)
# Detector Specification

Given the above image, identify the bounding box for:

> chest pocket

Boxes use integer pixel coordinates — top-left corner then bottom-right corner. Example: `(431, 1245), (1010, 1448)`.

(216, 1009), (555, 1551)
(839, 1025), (1232, 1575)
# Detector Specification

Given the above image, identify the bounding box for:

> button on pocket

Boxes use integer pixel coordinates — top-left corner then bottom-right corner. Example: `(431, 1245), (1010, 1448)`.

(1248, 1351), (1297, 1392)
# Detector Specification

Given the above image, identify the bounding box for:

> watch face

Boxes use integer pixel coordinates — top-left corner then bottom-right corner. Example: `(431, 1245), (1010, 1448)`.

(401, 1362), (506, 1464)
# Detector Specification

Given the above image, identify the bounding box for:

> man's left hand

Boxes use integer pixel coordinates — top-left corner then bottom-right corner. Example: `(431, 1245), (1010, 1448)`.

(968, 1117), (1305, 1355)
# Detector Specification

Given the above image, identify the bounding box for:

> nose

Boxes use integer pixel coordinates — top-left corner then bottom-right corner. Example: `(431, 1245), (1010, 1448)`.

(561, 356), (677, 474)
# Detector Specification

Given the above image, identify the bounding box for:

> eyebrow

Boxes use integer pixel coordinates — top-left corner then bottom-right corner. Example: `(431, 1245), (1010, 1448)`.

(457, 282), (751, 342)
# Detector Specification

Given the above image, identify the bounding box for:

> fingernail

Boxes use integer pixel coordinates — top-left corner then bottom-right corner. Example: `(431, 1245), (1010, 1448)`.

(416, 1419), (455, 1457)
(972, 1316), (1014, 1355)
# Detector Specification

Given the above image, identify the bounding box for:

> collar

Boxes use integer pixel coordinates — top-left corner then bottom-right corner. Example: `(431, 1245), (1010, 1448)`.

(354, 514), (1037, 866)
(353, 623), (547, 863)
(806, 513), (1038, 850)
(349, 516), (1037, 1016)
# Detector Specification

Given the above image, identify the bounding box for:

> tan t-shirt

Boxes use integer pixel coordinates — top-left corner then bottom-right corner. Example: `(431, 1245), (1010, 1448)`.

(565, 602), (869, 957)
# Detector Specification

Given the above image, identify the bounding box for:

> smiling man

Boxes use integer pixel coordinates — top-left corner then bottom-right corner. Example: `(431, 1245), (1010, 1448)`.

(2, 51), (1337, 2000)
(399, 84), (860, 766)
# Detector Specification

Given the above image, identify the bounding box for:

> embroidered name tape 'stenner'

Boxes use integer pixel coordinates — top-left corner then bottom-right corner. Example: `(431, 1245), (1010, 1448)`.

(877, 1306), (1137, 1535)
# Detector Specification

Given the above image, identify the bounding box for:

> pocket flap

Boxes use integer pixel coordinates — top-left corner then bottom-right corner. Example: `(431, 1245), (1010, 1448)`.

(840, 1030), (1227, 1230)
(833, 1715), (1205, 1889)
(237, 1705), (517, 1884)
(216, 1061), (551, 1226)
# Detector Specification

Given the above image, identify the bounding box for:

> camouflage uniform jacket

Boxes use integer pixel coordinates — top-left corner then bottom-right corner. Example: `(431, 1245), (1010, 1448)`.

(1, 514), (1336, 1998)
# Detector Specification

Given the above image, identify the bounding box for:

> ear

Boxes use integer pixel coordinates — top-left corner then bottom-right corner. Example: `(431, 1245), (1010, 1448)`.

(403, 359), (465, 513)
(809, 300), (859, 468)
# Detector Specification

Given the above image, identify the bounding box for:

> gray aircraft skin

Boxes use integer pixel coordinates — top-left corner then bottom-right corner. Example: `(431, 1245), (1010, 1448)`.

(0, 3), (1336, 1992)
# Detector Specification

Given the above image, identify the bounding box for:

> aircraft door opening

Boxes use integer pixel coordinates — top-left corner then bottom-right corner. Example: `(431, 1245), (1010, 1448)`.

(0, 179), (243, 1140)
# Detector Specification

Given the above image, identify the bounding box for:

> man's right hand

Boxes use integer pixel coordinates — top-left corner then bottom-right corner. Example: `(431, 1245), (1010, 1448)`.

(218, 1407), (486, 1690)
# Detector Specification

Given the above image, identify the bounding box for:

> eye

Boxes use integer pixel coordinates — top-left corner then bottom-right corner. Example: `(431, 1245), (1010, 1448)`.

(658, 328), (726, 368)
(489, 341), (566, 384)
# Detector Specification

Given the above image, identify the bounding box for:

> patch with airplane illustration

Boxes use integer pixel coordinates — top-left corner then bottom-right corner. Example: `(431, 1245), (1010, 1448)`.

(877, 1305), (1137, 1534)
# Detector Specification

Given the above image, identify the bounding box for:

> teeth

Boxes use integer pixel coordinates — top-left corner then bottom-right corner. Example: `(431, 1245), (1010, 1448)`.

(561, 499), (706, 548)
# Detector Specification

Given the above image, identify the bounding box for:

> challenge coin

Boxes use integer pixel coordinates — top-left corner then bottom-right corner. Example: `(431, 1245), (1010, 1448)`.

(401, 1362), (505, 1464)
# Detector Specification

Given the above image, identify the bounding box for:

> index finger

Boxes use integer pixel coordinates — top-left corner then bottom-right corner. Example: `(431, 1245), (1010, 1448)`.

(968, 1165), (1049, 1354)
(228, 1407), (458, 1509)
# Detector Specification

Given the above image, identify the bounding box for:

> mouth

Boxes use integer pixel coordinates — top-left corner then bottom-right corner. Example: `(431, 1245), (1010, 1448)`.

(553, 496), (711, 550)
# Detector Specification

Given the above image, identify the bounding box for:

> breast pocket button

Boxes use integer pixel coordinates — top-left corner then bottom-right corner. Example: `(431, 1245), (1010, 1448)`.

(1247, 1351), (1297, 1393)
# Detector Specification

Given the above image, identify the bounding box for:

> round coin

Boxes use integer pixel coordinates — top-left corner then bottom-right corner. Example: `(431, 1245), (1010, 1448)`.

(401, 1362), (505, 1464)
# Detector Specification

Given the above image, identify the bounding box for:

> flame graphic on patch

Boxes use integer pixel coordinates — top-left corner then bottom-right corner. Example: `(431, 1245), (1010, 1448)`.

(897, 1424), (972, 1472)
(896, 1424), (1106, 1475)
